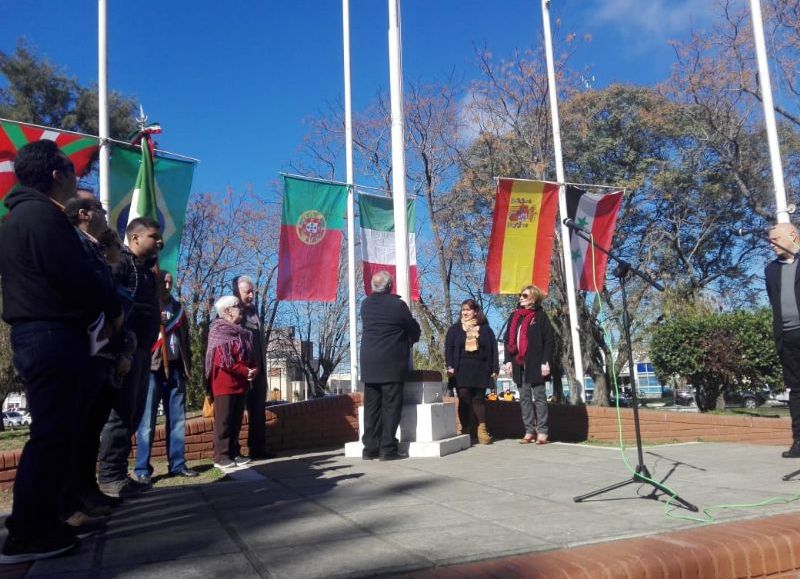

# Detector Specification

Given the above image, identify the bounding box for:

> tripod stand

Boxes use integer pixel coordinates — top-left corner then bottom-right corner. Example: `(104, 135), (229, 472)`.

(567, 224), (698, 511)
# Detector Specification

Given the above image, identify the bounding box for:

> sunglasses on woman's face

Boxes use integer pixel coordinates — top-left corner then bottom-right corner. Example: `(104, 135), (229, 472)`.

(520, 293), (531, 298)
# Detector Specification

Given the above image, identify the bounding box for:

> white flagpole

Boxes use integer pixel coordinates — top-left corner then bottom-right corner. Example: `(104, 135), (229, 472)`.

(98, 0), (110, 211)
(343, 0), (359, 393)
(541, 0), (585, 402)
(749, 0), (789, 223)
(387, 0), (411, 304)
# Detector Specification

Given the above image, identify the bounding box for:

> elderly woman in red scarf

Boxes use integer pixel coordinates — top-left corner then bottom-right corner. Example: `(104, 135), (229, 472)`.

(206, 295), (257, 469)
(503, 285), (554, 444)
(445, 299), (499, 445)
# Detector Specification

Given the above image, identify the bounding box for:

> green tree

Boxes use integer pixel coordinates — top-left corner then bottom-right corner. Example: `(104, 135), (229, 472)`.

(0, 39), (137, 139)
(650, 309), (780, 412)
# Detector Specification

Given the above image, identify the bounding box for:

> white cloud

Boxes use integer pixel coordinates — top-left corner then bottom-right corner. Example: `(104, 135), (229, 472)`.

(589, 0), (713, 46)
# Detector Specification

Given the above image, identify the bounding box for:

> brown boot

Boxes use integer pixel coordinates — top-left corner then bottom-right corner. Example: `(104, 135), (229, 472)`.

(477, 423), (493, 445)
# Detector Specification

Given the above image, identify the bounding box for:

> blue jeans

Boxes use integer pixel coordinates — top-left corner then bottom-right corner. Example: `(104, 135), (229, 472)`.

(134, 366), (187, 476)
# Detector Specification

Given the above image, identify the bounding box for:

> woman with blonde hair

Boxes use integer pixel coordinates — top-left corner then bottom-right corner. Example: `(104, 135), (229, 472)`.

(503, 285), (554, 444)
(445, 299), (499, 445)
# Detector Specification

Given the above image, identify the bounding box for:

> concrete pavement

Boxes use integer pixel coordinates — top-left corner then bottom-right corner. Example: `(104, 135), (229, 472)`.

(8, 439), (800, 578)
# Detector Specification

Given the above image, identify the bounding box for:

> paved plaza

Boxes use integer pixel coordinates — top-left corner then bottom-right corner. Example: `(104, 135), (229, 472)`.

(5, 439), (800, 578)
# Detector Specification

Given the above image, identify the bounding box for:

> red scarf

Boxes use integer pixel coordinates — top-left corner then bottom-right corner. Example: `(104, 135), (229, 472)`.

(507, 307), (536, 365)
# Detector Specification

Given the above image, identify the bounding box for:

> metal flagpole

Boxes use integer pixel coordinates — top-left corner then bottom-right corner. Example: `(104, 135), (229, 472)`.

(387, 0), (411, 305)
(541, 0), (585, 401)
(749, 0), (790, 224)
(343, 0), (359, 393)
(98, 0), (110, 211)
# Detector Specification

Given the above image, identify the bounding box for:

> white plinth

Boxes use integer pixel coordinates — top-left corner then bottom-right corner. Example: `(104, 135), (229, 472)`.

(344, 402), (470, 458)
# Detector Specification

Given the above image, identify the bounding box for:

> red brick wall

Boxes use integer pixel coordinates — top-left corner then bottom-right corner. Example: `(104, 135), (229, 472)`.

(0, 394), (790, 490)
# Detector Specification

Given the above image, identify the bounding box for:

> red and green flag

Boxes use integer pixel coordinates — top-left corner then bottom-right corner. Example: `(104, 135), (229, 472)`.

(484, 178), (559, 294)
(565, 186), (623, 292)
(0, 119), (99, 217)
(277, 176), (348, 301)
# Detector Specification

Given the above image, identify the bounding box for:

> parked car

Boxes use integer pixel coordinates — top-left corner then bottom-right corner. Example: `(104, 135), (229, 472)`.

(18, 411), (31, 426)
(2, 411), (26, 429)
(723, 389), (768, 409)
(675, 389), (696, 406)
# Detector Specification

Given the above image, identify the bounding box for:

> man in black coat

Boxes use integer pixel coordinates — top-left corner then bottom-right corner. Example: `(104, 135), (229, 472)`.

(0, 141), (122, 563)
(359, 271), (421, 461)
(765, 223), (800, 457)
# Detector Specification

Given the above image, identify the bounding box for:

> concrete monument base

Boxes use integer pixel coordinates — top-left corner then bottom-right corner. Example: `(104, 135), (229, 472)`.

(344, 370), (471, 459)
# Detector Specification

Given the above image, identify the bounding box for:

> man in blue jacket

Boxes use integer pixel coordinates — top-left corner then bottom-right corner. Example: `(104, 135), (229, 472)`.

(359, 271), (421, 461)
(0, 141), (122, 563)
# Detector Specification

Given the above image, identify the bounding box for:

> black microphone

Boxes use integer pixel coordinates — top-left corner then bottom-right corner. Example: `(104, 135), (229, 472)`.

(732, 226), (770, 236)
(563, 218), (589, 233)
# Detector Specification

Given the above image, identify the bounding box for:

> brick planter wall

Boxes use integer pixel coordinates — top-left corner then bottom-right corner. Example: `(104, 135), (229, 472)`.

(0, 394), (790, 490)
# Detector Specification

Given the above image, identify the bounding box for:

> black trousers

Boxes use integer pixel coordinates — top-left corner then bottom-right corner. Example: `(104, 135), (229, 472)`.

(362, 382), (403, 457)
(6, 322), (87, 541)
(246, 377), (267, 457)
(213, 394), (246, 463)
(97, 347), (151, 483)
(780, 329), (800, 441)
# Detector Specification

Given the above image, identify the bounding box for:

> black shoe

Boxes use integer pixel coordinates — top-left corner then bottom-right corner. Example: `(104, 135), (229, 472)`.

(170, 467), (199, 478)
(782, 442), (800, 458)
(378, 452), (408, 462)
(362, 449), (379, 460)
(0, 530), (79, 564)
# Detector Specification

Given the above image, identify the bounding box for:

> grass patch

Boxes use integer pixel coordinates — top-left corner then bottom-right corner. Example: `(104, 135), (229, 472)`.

(0, 428), (29, 452)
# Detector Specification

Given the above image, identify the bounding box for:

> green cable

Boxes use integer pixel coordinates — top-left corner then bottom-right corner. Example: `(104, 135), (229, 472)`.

(586, 235), (800, 523)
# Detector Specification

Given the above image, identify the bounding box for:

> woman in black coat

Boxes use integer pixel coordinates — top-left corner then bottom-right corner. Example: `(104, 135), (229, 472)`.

(445, 299), (499, 445)
(503, 285), (554, 444)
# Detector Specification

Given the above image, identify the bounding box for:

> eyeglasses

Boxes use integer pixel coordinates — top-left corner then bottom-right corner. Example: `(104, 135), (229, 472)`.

(520, 293), (531, 298)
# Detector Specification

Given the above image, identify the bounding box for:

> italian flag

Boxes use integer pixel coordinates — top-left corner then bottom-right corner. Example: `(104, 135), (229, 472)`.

(484, 178), (559, 294)
(277, 176), (348, 301)
(358, 192), (420, 300)
(565, 185), (623, 292)
(0, 120), (99, 217)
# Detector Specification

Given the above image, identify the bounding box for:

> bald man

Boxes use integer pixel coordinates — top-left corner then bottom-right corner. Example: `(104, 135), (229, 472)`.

(766, 223), (800, 457)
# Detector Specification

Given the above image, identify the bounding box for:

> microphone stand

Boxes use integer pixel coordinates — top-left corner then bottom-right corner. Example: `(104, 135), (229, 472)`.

(567, 223), (697, 512)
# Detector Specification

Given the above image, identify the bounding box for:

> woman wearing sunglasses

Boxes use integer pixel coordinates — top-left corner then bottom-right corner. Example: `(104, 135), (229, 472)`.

(503, 285), (554, 444)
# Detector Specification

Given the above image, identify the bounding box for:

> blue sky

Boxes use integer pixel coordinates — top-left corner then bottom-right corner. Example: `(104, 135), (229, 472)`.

(2, 0), (714, 199)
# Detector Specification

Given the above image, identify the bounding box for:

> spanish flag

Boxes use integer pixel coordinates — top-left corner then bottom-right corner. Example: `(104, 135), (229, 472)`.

(483, 178), (559, 295)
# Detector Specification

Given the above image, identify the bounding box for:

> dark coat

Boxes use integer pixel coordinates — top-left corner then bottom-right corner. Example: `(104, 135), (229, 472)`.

(113, 245), (160, 349)
(150, 296), (192, 378)
(503, 306), (554, 385)
(444, 322), (499, 384)
(765, 258), (800, 356)
(0, 186), (121, 327)
(360, 293), (421, 383)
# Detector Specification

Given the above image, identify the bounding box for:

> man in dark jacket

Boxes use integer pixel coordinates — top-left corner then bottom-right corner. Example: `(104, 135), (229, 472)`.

(0, 141), (121, 563)
(359, 271), (421, 461)
(133, 271), (198, 482)
(765, 223), (800, 458)
(98, 216), (162, 498)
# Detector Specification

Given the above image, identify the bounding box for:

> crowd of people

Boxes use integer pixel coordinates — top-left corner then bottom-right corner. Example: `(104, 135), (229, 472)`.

(3, 139), (797, 567)
(0, 141), (274, 564)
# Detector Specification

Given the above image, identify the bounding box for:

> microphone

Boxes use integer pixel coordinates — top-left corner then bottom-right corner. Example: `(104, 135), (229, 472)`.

(732, 226), (770, 236)
(563, 218), (589, 233)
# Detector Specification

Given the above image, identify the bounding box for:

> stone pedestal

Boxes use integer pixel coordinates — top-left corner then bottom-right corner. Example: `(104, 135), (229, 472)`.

(344, 370), (470, 458)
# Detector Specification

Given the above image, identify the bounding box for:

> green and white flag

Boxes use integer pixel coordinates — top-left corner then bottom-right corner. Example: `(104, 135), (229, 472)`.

(109, 144), (195, 277)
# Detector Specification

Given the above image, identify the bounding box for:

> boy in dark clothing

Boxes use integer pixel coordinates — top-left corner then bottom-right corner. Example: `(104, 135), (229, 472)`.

(0, 141), (121, 564)
(97, 217), (162, 499)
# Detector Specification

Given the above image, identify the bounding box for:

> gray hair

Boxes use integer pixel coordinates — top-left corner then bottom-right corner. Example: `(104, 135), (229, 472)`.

(214, 295), (240, 317)
(235, 275), (254, 288)
(371, 271), (393, 294)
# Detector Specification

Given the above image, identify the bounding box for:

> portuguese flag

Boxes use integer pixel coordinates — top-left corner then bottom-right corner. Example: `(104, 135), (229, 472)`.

(565, 185), (623, 292)
(484, 178), (559, 295)
(0, 119), (99, 217)
(277, 176), (348, 301)
(358, 192), (420, 301)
